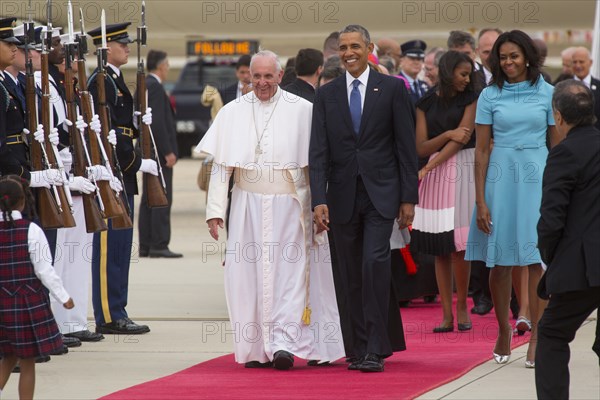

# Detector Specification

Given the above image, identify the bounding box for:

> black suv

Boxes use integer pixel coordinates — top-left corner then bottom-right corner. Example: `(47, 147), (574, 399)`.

(170, 60), (237, 157)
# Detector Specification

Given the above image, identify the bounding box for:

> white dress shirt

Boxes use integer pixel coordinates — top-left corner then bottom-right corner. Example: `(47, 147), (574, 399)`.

(346, 67), (370, 110)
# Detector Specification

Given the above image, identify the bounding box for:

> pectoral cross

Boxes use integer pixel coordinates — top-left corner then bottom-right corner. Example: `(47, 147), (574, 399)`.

(255, 144), (263, 162)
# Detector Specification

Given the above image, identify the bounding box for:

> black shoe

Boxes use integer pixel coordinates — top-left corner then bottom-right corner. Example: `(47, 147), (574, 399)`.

(347, 356), (365, 370)
(458, 322), (473, 331)
(471, 302), (493, 315)
(149, 248), (183, 258)
(244, 361), (273, 368)
(359, 354), (384, 373)
(50, 344), (69, 356)
(139, 247), (149, 258)
(36, 355), (51, 363)
(62, 335), (82, 348)
(423, 295), (437, 303)
(273, 350), (294, 370)
(433, 325), (454, 333)
(65, 330), (105, 342)
(96, 318), (150, 335)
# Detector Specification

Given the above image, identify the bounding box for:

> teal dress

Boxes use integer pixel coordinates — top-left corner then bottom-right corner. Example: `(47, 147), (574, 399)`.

(465, 77), (555, 267)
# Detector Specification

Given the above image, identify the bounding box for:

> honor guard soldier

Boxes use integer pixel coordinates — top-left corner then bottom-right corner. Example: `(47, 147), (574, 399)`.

(87, 22), (157, 334)
(0, 18), (29, 179)
(0, 18), (62, 190)
(399, 40), (430, 105)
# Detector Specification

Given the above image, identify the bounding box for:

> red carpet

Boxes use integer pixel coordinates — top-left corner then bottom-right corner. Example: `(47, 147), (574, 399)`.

(102, 298), (529, 400)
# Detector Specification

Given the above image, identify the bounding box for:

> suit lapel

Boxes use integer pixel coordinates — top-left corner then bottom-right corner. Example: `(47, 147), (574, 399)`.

(335, 77), (355, 133)
(358, 70), (382, 137)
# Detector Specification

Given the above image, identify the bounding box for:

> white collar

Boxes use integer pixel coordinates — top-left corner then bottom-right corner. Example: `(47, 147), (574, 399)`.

(107, 63), (121, 77)
(149, 72), (162, 84)
(400, 70), (416, 86)
(4, 70), (19, 85)
(346, 66), (370, 89)
(0, 210), (23, 221)
(574, 73), (592, 87)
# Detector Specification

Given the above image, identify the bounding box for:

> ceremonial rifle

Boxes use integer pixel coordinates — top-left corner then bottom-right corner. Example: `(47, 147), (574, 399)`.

(64, 0), (106, 233)
(40, 0), (76, 227)
(23, 0), (63, 229)
(75, 7), (126, 221)
(136, 1), (168, 207)
(95, 9), (133, 229)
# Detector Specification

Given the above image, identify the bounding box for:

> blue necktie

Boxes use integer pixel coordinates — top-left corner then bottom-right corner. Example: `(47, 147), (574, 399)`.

(413, 80), (421, 98)
(350, 79), (362, 134)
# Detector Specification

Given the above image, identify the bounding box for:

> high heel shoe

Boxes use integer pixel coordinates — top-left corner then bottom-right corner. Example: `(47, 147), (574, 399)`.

(492, 329), (513, 364)
(516, 316), (532, 336)
(525, 360), (535, 368)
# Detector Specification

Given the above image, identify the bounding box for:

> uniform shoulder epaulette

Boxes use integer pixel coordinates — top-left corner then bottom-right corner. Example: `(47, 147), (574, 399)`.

(87, 70), (119, 105)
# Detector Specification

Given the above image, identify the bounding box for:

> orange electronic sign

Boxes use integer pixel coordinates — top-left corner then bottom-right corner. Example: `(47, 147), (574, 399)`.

(187, 40), (259, 57)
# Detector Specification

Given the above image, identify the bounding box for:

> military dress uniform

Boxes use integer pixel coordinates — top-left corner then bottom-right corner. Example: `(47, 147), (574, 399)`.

(86, 23), (149, 334)
(399, 40), (430, 105)
(0, 17), (31, 180)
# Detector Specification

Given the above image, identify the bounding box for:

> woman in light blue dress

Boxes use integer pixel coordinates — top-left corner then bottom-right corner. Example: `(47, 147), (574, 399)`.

(465, 30), (561, 367)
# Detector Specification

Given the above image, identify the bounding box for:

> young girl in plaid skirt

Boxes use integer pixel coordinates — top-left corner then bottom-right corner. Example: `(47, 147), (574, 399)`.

(0, 176), (74, 399)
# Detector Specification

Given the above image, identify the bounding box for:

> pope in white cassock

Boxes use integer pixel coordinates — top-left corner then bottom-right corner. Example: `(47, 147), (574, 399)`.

(195, 50), (345, 370)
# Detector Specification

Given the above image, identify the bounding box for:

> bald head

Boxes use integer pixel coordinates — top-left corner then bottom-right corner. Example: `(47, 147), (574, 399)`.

(571, 47), (593, 80)
(376, 38), (401, 71)
(477, 29), (500, 70)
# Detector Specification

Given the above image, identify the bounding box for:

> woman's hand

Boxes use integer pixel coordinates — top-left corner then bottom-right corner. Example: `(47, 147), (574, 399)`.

(446, 127), (472, 144)
(476, 202), (493, 235)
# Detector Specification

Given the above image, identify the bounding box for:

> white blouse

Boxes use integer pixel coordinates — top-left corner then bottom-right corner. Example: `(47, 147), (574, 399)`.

(0, 210), (70, 304)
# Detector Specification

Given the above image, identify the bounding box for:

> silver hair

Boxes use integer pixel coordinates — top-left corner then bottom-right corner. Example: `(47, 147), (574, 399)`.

(250, 50), (282, 73)
(339, 25), (371, 46)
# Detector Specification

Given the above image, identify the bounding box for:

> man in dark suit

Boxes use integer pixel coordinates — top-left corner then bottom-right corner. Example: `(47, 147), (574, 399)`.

(310, 24), (418, 373)
(536, 80), (600, 398)
(571, 47), (600, 130)
(398, 39), (429, 105)
(283, 48), (323, 103)
(220, 54), (251, 105)
(138, 50), (182, 258)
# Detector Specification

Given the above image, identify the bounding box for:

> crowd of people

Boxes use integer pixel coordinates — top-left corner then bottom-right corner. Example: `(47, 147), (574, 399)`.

(1, 13), (599, 399)
(197, 22), (599, 393)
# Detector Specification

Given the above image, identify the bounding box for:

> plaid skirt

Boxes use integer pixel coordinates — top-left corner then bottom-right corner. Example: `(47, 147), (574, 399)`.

(0, 283), (63, 359)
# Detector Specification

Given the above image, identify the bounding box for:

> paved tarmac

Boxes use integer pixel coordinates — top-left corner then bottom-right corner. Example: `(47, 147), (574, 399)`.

(2, 159), (598, 399)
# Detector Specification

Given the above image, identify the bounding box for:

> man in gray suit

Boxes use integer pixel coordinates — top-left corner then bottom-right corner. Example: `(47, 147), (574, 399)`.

(138, 50), (182, 258)
(536, 80), (600, 398)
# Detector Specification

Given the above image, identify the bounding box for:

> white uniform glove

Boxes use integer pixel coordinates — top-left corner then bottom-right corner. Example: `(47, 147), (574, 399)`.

(87, 165), (113, 181)
(108, 129), (117, 146)
(69, 175), (95, 194)
(142, 107), (152, 125)
(30, 169), (63, 188)
(90, 114), (102, 134)
(109, 176), (123, 193)
(133, 107), (152, 128)
(139, 159), (158, 176)
(33, 124), (45, 144)
(58, 147), (73, 171)
(75, 115), (88, 131)
(48, 127), (59, 146)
